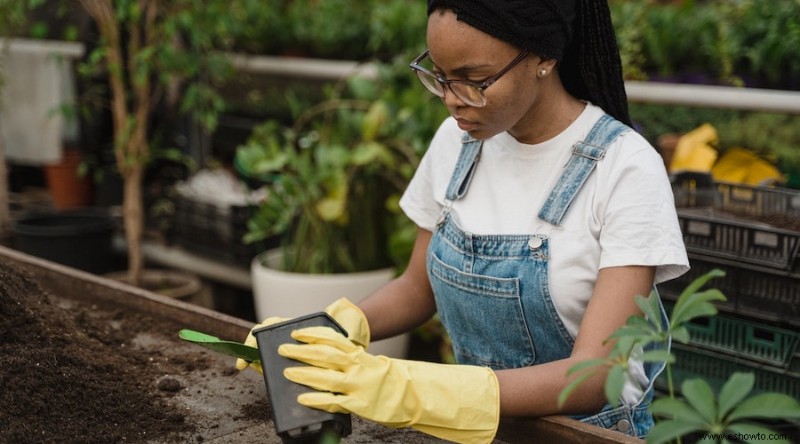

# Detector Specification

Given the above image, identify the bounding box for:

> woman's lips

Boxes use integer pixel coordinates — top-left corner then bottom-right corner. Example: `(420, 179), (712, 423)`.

(455, 118), (478, 132)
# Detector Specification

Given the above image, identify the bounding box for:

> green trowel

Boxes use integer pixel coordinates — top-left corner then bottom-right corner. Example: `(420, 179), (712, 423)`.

(178, 329), (260, 363)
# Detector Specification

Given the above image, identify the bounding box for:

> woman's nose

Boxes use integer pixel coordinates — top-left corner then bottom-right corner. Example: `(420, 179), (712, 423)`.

(441, 85), (468, 108)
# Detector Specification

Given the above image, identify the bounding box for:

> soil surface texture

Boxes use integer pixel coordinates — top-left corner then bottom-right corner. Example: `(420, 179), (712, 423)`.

(0, 258), (450, 444)
(0, 259), (242, 442)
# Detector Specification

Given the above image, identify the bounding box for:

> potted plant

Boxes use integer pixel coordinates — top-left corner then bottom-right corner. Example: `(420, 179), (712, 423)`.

(235, 55), (447, 356)
(69, 1), (264, 288)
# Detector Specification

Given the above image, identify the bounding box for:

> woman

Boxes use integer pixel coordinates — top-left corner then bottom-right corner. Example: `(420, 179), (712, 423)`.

(239, 1), (689, 442)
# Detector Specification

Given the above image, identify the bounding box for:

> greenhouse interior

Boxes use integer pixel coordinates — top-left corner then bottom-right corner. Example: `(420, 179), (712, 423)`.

(0, 1), (798, 443)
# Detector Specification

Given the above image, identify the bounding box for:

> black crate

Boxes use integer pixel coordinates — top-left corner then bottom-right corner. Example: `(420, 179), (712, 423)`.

(659, 255), (800, 328)
(715, 181), (800, 219)
(672, 172), (717, 208)
(672, 175), (800, 219)
(657, 344), (800, 400)
(170, 195), (277, 266)
(677, 207), (800, 272)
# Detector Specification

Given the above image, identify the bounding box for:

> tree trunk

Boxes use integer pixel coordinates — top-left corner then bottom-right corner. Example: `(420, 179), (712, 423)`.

(123, 165), (144, 286)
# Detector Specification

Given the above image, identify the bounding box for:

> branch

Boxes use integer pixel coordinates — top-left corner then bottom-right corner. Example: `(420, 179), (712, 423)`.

(80, 0), (130, 174)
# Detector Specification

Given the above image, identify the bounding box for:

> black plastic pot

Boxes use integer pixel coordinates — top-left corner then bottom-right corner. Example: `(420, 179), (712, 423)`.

(11, 209), (116, 274)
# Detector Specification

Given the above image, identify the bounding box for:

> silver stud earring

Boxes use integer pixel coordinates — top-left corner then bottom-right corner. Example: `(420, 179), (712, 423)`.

(538, 69), (548, 78)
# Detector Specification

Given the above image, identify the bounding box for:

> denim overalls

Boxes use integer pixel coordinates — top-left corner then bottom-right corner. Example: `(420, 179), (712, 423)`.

(427, 114), (669, 438)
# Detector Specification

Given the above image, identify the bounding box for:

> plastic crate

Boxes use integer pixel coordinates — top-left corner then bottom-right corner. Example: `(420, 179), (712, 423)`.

(672, 174), (800, 219)
(664, 302), (800, 368)
(657, 344), (800, 400)
(171, 195), (277, 266)
(715, 181), (800, 219)
(659, 255), (800, 328)
(672, 172), (717, 208)
(677, 207), (800, 271)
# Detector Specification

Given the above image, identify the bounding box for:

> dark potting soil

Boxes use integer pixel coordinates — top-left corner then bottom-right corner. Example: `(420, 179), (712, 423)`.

(0, 259), (268, 443)
(0, 252), (473, 444)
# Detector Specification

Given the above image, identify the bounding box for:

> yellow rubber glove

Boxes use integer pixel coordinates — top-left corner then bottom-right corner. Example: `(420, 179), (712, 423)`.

(321, 297), (370, 349)
(235, 316), (289, 373)
(235, 298), (370, 373)
(279, 326), (500, 444)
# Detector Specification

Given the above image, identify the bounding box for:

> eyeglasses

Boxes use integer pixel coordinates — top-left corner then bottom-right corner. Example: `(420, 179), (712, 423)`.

(409, 49), (530, 107)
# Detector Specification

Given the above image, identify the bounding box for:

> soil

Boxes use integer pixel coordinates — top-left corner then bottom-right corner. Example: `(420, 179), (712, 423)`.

(0, 258), (259, 443)
(0, 257), (453, 444)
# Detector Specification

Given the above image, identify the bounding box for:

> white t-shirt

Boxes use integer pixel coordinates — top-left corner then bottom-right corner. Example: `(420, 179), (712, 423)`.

(400, 103), (689, 338)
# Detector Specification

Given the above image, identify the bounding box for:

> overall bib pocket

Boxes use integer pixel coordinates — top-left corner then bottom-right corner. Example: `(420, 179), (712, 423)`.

(428, 252), (536, 369)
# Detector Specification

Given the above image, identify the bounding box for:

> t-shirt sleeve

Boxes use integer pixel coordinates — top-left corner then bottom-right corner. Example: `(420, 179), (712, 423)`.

(596, 132), (690, 284)
(399, 118), (458, 232)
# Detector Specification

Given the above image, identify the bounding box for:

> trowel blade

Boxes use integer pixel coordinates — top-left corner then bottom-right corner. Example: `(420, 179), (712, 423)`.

(179, 329), (261, 363)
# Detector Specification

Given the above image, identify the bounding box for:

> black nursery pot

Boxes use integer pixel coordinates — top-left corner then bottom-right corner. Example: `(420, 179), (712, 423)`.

(11, 209), (116, 274)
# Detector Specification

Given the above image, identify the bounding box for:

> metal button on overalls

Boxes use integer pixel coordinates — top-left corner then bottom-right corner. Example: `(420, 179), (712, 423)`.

(615, 419), (631, 433)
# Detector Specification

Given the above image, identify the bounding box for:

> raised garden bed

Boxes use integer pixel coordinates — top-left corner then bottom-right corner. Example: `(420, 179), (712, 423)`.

(0, 245), (641, 443)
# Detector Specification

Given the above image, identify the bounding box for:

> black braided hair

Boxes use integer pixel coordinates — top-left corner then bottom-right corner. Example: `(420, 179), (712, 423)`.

(427, 0), (632, 127)
(559, 0), (632, 126)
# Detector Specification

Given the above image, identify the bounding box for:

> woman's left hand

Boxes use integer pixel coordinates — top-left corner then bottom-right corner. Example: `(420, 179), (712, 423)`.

(279, 326), (501, 444)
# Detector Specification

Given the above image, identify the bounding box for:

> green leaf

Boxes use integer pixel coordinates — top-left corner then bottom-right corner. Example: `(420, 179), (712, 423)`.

(352, 141), (390, 166)
(315, 197), (346, 222)
(671, 326), (691, 344)
(717, 372), (755, 419)
(677, 269), (725, 299)
(636, 292), (662, 329)
(641, 349), (675, 364)
(670, 288), (726, 328)
(651, 397), (710, 427)
(682, 378), (718, 423)
(727, 392), (800, 422)
(565, 358), (608, 376)
(647, 419), (704, 444)
(361, 101), (388, 141)
(604, 365), (626, 407)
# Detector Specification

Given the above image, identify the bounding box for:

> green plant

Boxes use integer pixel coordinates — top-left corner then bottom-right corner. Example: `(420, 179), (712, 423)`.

(559, 269), (800, 443)
(609, 0), (648, 81)
(610, 0), (800, 90)
(367, 0), (428, 60)
(72, 1), (265, 285)
(221, 0), (428, 61)
(735, 1), (800, 90)
(235, 54), (447, 274)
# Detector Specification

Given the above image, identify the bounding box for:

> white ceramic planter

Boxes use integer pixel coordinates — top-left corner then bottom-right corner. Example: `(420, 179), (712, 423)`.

(251, 248), (409, 358)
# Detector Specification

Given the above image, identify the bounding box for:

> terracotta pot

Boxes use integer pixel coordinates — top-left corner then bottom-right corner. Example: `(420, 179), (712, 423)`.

(657, 133), (683, 173)
(44, 149), (93, 209)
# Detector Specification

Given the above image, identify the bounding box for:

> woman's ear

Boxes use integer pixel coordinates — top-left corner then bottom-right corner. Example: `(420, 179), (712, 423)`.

(535, 58), (558, 78)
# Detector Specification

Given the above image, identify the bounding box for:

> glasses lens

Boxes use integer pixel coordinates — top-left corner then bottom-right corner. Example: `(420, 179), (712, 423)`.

(450, 83), (485, 107)
(415, 71), (445, 97)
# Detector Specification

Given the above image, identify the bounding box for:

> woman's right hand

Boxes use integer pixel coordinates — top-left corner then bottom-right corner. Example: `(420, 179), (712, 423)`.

(234, 297), (371, 374)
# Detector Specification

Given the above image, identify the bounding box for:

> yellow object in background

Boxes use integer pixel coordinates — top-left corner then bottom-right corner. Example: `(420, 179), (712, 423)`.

(669, 123), (719, 173)
(711, 147), (784, 186)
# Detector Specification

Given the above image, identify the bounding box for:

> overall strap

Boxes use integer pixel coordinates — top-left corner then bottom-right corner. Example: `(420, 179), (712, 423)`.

(444, 132), (484, 201)
(537, 114), (629, 226)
